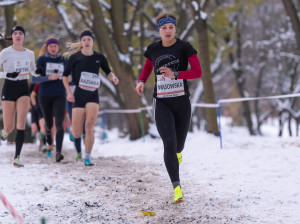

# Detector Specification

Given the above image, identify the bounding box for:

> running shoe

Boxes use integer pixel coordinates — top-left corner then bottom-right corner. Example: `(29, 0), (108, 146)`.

(0, 130), (8, 141)
(56, 153), (64, 162)
(84, 158), (94, 166)
(69, 132), (75, 141)
(177, 153), (182, 165)
(38, 132), (45, 139)
(75, 153), (82, 159)
(174, 185), (184, 204)
(46, 150), (52, 158)
(13, 156), (24, 168)
(41, 145), (47, 153)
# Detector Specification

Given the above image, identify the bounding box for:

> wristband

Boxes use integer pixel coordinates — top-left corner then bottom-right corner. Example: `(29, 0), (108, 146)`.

(174, 71), (179, 80)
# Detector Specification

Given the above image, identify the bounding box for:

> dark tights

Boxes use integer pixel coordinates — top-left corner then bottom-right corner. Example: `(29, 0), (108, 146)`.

(39, 96), (66, 154)
(15, 129), (25, 159)
(155, 95), (191, 184)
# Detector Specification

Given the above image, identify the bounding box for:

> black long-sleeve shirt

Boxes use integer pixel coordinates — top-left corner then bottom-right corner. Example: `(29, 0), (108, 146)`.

(63, 51), (111, 86)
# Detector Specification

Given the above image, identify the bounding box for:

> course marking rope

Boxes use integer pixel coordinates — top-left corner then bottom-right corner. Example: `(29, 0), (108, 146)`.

(0, 191), (25, 224)
(97, 93), (300, 114)
(95, 93), (300, 150)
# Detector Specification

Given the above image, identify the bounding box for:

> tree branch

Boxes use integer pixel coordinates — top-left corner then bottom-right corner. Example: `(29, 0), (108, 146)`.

(71, 0), (92, 28)
(0, 0), (27, 6)
(53, 0), (77, 40)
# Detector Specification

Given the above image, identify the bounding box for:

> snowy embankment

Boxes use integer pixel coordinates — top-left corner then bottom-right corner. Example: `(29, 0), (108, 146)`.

(0, 121), (300, 224)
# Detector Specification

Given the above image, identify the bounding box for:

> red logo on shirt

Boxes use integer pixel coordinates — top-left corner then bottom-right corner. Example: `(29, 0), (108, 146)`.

(16, 61), (22, 67)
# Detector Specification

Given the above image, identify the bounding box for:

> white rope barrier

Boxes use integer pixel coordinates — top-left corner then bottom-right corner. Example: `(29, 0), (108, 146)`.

(98, 106), (152, 115)
(96, 93), (300, 114)
(219, 92), (300, 104)
(0, 93), (299, 116)
(192, 103), (219, 108)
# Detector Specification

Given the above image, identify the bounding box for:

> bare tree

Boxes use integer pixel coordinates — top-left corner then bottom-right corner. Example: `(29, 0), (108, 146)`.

(0, 4), (15, 49)
(189, 0), (219, 135)
(89, 0), (149, 140)
(282, 0), (300, 51)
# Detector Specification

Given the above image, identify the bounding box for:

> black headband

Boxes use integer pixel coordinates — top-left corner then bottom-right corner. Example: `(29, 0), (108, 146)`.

(80, 30), (95, 40)
(11, 26), (25, 36)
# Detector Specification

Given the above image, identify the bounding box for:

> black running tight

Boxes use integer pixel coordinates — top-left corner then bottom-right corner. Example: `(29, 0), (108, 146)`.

(39, 96), (66, 153)
(155, 95), (191, 183)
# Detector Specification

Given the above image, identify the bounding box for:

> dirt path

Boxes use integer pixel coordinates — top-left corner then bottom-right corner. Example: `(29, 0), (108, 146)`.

(0, 143), (267, 224)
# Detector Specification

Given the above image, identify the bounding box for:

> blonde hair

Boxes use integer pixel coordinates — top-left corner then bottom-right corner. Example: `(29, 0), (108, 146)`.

(63, 41), (82, 59)
(39, 37), (59, 57)
(63, 28), (93, 59)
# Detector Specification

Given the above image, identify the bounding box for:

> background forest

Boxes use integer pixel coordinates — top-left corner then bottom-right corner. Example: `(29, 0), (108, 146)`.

(1, 0), (300, 140)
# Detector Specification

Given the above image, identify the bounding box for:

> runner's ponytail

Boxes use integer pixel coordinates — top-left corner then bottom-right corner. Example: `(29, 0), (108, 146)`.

(63, 28), (93, 59)
(63, 41), (82, 59)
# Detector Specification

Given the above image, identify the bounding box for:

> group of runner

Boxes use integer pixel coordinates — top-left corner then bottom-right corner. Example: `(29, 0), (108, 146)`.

(0, 11), (202, 204)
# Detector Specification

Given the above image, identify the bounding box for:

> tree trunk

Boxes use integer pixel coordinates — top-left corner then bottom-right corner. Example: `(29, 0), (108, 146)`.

(282, 0), (300, 51)
(254, 64), (265, 135)
(0, 4), (14, 49)
(189, 0), (219, 135)
(278, 112), (283, 137)
(138, 1), (145, 75)
(89, 0), (149, 140)
(233, 18), (255, 135)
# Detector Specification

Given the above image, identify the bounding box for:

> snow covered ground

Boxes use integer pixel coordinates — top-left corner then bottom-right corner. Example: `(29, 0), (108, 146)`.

(0, 119), (300, 224)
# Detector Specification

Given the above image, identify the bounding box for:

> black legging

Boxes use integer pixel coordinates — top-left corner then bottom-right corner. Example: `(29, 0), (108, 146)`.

(155, 95), (191, 184)
(39, 95), (66, 154)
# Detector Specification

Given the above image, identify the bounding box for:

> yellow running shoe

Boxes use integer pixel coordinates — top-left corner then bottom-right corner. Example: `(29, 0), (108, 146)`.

(177, 153), (182, 165)
(174, 185), (184, 204)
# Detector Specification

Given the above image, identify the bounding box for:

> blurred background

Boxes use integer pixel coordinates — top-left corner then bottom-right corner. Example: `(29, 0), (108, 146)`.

(0, 0), (300, 141)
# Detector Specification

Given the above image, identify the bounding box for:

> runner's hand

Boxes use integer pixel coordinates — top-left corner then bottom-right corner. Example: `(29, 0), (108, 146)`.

(135, 82), (144, 96)
(35, 67), (45, 76)
(67, 93), (75, 102)
(108, 73), (119, 85)
(159, 67), (175, 79)
(6, 71), (20, 78)
(112, 76), (119, 85)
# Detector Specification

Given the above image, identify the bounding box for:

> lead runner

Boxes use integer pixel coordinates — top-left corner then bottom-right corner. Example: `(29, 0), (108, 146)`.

(135, 12), (202, 204)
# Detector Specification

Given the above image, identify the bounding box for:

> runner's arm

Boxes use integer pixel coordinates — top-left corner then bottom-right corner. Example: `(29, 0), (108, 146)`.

(177, 53), (202, 79)
(138, 58), (153, 83)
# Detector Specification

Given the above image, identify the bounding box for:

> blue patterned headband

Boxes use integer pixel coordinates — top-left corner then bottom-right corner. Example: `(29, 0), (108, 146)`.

(157, 17), (177, 31)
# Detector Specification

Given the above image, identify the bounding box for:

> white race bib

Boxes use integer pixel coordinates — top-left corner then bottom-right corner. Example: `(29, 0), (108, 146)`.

(156, 74), (185, 98)
(79, 72), (100, 91)
(46, 63), (64, 79)
(14, 60), (30, 80)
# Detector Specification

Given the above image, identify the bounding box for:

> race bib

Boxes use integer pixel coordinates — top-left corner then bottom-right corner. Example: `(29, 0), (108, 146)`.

(14, 60), (30, 79)
(79, 72), (100, 91)
(156, 74), (185, 98)
(46, 63), (64, 79)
